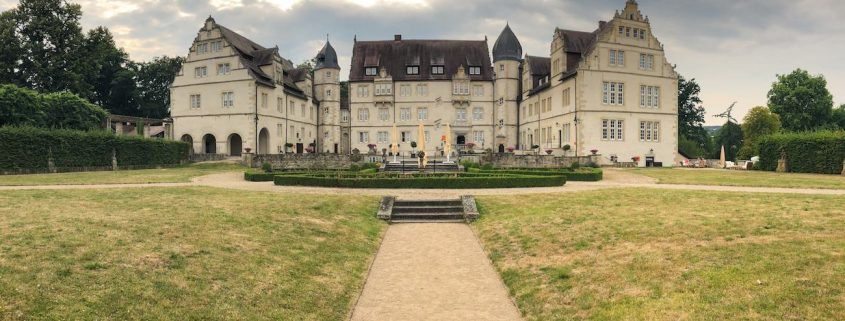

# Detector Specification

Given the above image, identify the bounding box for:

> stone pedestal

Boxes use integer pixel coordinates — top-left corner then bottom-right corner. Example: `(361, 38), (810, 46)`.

(243, 152), (255, 168)
(776, 158), (787, 173)
(111, 149), (118, 171)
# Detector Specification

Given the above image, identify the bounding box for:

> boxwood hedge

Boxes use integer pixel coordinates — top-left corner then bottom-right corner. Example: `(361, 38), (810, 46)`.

(758, 131), (845, 174)
(467, 167), (603, 181)
(0, 126), (190, 171)
(269, 172), (567, 189)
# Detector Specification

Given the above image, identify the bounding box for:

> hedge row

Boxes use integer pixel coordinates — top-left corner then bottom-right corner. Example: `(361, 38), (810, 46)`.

(0, 84), (108, 131)
(467, 167), (603, 181)
(0, 126), (190, 170)
(758, 131), (845, 174)
(271, 172), (567, 189)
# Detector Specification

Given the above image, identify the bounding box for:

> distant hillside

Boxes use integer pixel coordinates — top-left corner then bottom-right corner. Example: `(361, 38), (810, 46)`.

(704, 126), (721, 136)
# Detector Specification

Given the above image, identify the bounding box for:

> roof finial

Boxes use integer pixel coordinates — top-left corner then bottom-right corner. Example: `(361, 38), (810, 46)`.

(326, 33), (330, 43)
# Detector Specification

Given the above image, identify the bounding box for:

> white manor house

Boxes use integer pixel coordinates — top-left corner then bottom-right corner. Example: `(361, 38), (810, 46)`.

(171, 0), (679, 166)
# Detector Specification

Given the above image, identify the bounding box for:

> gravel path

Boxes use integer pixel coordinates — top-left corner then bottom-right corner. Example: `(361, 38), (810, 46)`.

(349, 223), (523, 321)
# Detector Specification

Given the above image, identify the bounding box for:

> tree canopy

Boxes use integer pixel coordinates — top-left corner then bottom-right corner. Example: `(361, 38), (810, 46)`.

(767, 69), (834, 132)
(0, 0), (183, 120)
(737, 106), (781, 159)
(713, 121), (743, 161)
(677, 76), (707, 140)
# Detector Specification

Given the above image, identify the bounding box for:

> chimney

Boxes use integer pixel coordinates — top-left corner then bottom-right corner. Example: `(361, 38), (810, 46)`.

(394, 34), (402, 41)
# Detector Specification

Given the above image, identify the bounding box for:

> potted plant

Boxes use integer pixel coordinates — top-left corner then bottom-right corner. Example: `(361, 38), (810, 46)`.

(562, 144), (571, 155)
(410, 141), (417, 157)
(244, 147), (252, 154)
(305, 146), (314, 154)
(466, 142), (476, 154)
(590, 149), (599, 155)
(632, 156), (641, 163)
(506, 146), (515, 153)
(367, 144), (377, 154)
(545, 149), (553, 155)
(284, 143), (294, 152)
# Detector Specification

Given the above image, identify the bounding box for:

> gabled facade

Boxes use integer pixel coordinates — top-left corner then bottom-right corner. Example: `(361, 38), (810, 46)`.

(171, 17), (333, 156)
(513, 0), (678, 166)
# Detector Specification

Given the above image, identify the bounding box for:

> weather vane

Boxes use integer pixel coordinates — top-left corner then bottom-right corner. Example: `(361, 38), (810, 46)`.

(715, 102), (738, 123)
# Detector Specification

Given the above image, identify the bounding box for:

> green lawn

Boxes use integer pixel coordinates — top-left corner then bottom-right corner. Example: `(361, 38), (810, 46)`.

(0, 163), (245, 186)
(475, 190), (845, 321)
(0, 187), (384, 320)
(634, 168), (845, 190)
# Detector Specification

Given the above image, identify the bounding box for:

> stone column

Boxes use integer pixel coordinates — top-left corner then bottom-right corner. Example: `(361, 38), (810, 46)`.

(114, 122), (123, 136)
(776, 157), (788, 173)
(143, 124), (151, 137)
(243, 152), (255, 168)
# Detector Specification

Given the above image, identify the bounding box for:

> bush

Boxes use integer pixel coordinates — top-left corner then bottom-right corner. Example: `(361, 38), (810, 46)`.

(569, 162), (581, 170)
(272, 172), (567, 189)
(480, 163), (494, 171)
(0, 126), (189, 171)
(261, 162), (273, 173)
(468, 168), (603, 182)
(758, 131), (845, 174)
(0, 84), (107, 131)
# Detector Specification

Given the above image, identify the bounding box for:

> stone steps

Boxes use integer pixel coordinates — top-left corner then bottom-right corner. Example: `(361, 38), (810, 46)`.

(380, 197), (478, 223)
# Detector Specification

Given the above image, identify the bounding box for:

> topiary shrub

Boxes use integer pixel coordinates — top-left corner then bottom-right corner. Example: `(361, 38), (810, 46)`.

(758, 131), (845, 174)
(261, 162), (273, 173)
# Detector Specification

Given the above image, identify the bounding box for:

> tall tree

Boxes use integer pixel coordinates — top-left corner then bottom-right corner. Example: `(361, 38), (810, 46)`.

(0, 11), (21, 85)
(767, 69), (834, 132)
(135, 56), (184, 118)
(713, 121), (743, 161)
(14, 0), (90, 96)
(107, 68), (139, 116)
(82, 26), (129, 108)
(833, 104), (845, 130)
(737, 106), (781, 159)
(678, 75), (706, 142)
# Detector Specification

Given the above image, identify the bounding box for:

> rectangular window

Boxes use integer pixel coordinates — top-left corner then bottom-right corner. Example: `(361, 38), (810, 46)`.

(406, 66), (419, 75)
(289, 100), (295, 115)
(300, 103), (305, 117)
(277, 97), (283, 113)
(341, 111), (349, 122)
(424, 131), (431, 143)
(468, 66), (481, 75)
(261, 93), (268, 109)
(563, 88), (571, 107)
(400, 131), (410, 143)
(563, 123), (571, 143)
(417, 107), (428, 120)
(473, 131), (485, 145)
(375, 83), (392, 96)
(618, 26), (624, 36)
(456, 108), (467, 121)
(399, 108), (411, 121)
(640, 121), (660, 142)
(639, 54), (655, 70)
(217, 63), (230, 75)
(626, 27), (631, 37)
(415, 84), (428, 96)
(211, 41), (223, 52)
(277, 124), (283, 138)
(358, 108), (369, 121)
(473, 85), (484, 96)
(610, 50), (625, 66)
(400, 85), (411, 97)
(453, 82), (469, 95)
(377, 131), (389, 144)
(640, 85), (660, 108)
(358, 131), (369, 143)
(378, 108), (390, 121)
(365, 67), (378, 76)
(197, 43), (208, 54)
(602, 119), (625, 141)
(431, 66), (444, 75)
(472, 107), (483, 120)
(190, 94), (201, 109)
(194, 66), (207, 78)
(222, 92), (234, 108)
(602, 82), (625, 105)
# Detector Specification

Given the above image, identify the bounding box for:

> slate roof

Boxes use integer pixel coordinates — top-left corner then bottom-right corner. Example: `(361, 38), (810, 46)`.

(492, 24), (523, 62)
(315, 41), (340, 69)
(349, 38), (493, 82)
(526, 55), (551, 95)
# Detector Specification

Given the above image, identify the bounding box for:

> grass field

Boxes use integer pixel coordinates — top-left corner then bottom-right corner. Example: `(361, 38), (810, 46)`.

(633, 168), (845, 190)
(0, 163), (244, 186)
(0, 187), (384, 320)
(475, 189), (845, 321)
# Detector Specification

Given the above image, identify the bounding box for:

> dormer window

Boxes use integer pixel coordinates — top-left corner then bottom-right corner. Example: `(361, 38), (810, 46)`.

(431, 66), (444, 75)
(197, 43), (208, 54)
(406, 66), (419, 75)
(365, 67), (377, 76)
(468, 66), (481, 75)
(210, 41), (222, 52)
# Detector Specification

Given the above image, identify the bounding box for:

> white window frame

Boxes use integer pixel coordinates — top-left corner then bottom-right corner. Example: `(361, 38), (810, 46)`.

(431, 66), (444, 75)
(472, 107), (483, 121)
(358, 131), (369, 143)
(602, 119), (625, 141)
(217, 63), (230, 75)
(365, 67), (378, 76)
(222, 92), (234, 108)
(640, 121), (660, 142)
(406, 66), (419, 75)
(602, 82), (625, 106)
(399, 108), (411, 121)
(378, 108), (390, 121)
(417, 107), (428, 121)
(194, 66), (208, 78)
(357, 108), (369, 121)
(377, 131), (389, 144)
(456, 108), (467, 121)
(190, 94), (201, 109)
(468, 66), (481, 75)
(640, 85), (660, 109)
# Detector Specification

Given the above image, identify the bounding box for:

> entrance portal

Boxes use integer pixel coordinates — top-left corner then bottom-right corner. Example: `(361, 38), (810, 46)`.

(181, 134), (194, 154)
(498, 144), (505, 153)
(456, 135), (466, 145)
(202, 134), (216, 154)
(228, 134), (242, 156)
(258, 128), (270, 154)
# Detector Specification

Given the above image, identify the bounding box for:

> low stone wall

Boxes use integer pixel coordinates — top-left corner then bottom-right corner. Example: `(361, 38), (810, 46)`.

(251, 153), (369, 170)
(189, 154), (229, 162)
(477, 153), (598, 168)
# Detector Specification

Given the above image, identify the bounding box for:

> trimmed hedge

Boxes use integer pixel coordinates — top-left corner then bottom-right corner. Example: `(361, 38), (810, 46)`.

(467, 167), (603, 182)
(271, 172), (567, 189)
(758, 131), (845, 174)
(0, 126), (190, 171)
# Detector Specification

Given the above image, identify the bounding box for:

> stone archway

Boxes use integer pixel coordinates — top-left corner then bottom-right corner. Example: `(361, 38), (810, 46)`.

(498, 144), (505, 154)
(202, 134), (217, 154)
(456, 135), (466, 145)
(181, 134), (194, 154)
(228, 133), (243, 157)
(258, 128), (270, 154)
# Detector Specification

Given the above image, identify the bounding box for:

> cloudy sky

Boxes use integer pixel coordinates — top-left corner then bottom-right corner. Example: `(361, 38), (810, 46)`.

(2, 0), (843, 124)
